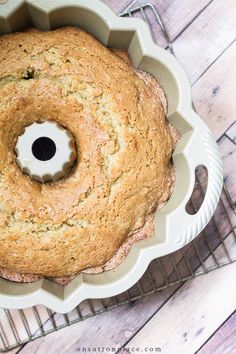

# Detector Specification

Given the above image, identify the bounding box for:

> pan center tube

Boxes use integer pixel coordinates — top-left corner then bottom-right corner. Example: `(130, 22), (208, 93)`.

(15, 121), (76, 183)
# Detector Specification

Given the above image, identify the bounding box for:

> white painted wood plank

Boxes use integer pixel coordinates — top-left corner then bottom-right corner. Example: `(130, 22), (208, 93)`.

(197, 310), (236, 354)
(192, 41), (236, 139)
(173, 0), (236, 84)
(154, 0), (212, 41)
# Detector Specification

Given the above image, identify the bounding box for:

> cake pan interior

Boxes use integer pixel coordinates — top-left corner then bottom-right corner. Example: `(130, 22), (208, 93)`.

(0, 0), (222, 312)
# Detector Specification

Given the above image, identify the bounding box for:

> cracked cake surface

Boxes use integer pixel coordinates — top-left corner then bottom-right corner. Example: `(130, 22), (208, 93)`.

(0, 27), (178, 280)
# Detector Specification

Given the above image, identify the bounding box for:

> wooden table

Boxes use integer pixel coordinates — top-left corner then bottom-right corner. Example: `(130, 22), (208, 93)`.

(8, 0), (236, 353)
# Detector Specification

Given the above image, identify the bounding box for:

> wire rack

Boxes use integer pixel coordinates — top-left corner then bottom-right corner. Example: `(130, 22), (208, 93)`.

(0, 2), (236, 352)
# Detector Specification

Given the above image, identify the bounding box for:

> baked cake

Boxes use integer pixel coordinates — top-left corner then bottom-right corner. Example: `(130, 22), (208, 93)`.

(0, 27), (179, 282)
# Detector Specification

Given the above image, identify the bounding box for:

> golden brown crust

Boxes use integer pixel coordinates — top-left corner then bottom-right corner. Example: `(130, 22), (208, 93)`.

(0, 214), (155, 285)
(0, 27), (178, 278)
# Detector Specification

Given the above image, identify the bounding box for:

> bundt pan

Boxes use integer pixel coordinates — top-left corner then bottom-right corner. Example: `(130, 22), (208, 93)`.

(0, 0), (223, 313)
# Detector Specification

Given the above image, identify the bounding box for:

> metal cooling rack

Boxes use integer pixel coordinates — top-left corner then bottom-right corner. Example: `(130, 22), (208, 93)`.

(0, 2), (236, 352)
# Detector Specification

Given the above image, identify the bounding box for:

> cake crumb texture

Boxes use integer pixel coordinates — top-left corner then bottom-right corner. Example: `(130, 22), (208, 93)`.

(0, 27), (177, 278)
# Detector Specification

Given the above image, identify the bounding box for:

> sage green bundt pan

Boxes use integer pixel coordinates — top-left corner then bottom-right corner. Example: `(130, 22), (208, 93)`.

(0, 0), (222, 313)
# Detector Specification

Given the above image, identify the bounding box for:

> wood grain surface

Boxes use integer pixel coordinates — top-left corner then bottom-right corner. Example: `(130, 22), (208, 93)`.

(197, 311), (236, 354)
(3, 0), (236, 353)
(193, 42), (236, 140)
